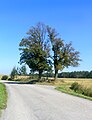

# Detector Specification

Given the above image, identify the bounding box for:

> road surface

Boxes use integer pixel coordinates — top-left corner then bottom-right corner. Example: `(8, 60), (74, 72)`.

(0, 81), (92, 120)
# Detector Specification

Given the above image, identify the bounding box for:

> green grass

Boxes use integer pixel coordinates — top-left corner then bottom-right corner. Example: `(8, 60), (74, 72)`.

(56, 84), (92, 101)
(0, 83), (7, 110)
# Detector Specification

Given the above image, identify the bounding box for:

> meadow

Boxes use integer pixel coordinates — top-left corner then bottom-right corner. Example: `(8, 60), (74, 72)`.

(54, 78), (92, 87)
(39, 78), (92, 87)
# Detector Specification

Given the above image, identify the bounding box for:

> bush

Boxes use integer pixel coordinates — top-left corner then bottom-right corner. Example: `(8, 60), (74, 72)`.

(70, 82), (92, 97)
(8, 78), (12, 81)
(83, 87), (92, 97)
(1, 75), (8, 80)
(70, 82), (81, 92)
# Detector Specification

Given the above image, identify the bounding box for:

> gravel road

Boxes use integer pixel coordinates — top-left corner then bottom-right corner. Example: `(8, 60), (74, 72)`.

(0, 81), (92, 120)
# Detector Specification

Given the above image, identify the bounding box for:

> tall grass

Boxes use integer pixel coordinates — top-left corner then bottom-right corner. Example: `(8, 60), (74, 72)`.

(70, 82), (92, 97)
(0, 83), (7, 110)
(55, 78), (92, 100)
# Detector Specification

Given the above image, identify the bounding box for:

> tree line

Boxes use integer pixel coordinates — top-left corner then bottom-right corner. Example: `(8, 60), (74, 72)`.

(42, 71), (92, 78)
(58, 71), (92, 78)
(19, 22), (81, 80)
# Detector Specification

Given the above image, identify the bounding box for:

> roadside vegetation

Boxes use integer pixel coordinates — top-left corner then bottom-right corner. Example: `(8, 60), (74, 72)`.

(54, 78), (92, 101)
(1, 75), (8, 80)
(0, 83), (7, 110)
(0, 75), (3, 80)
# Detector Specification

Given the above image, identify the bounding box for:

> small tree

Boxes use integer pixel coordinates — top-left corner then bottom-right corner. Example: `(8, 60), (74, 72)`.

(20, 66), (27, 75)
(47, 26), (81, 80)
(10, 67), (18, 80)
(19, 23), (51, 80)
(19, 65), (27, 75)
(1, 75), (8, 80)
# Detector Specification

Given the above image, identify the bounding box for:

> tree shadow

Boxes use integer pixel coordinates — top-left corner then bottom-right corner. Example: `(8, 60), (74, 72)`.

(2, 79), (39, 85)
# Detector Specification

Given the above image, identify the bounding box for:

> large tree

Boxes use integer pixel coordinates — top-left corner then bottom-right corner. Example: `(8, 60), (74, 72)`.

(19, 23), (51, 80)
(47, 26), (81, 80)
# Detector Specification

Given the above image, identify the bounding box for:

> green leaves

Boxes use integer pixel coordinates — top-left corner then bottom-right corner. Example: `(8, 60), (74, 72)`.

(19, 23), (51, 79)
(47, 26), (81, 80)
(10, 67), (18, 79)
(19, 22), (81, 80)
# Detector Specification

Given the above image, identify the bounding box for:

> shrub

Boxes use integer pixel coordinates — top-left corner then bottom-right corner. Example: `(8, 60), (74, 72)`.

(83, 87), (92, 97)
(1, 75), (8, 80)
(70, 82), (92, 97)
(70, 82), (81, 92)
(8, 78), (12, 81)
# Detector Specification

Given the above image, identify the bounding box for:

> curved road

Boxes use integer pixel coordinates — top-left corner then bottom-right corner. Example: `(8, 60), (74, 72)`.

(0, 81), (92, 120)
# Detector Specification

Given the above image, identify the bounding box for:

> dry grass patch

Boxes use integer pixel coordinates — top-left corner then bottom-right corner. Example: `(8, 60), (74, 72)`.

(55, 78), (92, 87)
(55, 78), (92, 101)
(0, 75), (3, 80)
(16, 75), (30, 79)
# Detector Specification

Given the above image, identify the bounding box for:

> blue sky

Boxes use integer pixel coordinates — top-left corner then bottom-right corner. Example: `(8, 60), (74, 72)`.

(0, 0), (92, 74)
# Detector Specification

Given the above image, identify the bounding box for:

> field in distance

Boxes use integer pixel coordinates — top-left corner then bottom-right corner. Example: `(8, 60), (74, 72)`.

(40, 78), (92, 87)
(55, 78), (92, 87)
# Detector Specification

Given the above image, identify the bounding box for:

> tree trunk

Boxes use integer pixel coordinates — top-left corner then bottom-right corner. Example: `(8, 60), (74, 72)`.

(54, 69), (58, 81)
(38, 71), (42, 81)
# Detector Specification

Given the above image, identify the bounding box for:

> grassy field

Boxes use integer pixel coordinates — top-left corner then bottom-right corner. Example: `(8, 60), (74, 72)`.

(54, 78), (92, 86)
(53, 78), (92, 100)
(38, 78), (92, 100)
(0, 83), (7, 111)
(38, 78), (92, 86)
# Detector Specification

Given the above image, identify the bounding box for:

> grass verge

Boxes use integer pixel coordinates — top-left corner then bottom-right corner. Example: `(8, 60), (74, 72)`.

(0, 83), (7, 110)
(56, 84), (92, 101)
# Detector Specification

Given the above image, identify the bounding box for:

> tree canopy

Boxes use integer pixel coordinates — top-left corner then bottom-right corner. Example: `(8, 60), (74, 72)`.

(19, 23), (51, 80)
(47, 26), (81, 80)
(19, 22), (81, 80)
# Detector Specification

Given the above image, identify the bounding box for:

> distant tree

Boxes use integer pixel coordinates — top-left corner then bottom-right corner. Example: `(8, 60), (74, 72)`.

(18, 66), (27, 75)
(89, 71), (92, 78)
(47, 26), (81, 80)
(59, 71), (92, 78)
(10, 67), (18, 79)
(19, 23), (51, 80)
(1, 75), (8, 80)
